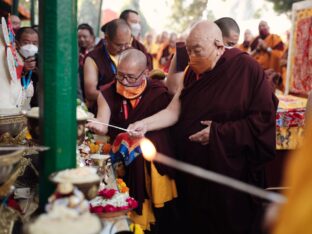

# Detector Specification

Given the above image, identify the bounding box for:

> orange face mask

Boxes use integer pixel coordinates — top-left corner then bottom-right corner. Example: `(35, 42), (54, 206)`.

(116, 78), (147, 100)
(188, 40), (223, 75)
(188, 55), (214, 75)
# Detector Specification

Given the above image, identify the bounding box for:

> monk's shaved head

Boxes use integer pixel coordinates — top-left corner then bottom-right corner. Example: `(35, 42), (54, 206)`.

(187, 20), (223, 46)
(117, 48), (148, 87)
(259, 20), (269, 28)
(258, 20), (270, 38)
(259, 20), (270, 32)
(186, 20), (225, 73)
(119, 48), (147, 71)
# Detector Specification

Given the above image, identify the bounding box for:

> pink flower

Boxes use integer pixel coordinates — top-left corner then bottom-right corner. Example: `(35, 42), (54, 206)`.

(90, 205), (104, 213)
(98, 189), (116, 199)
(103, 205), (118, 212)
(126, 197), (138, 209)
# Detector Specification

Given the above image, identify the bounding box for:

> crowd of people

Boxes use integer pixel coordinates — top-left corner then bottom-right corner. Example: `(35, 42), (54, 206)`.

(83, 9), (288, 234)
(9, 9), (292, 234)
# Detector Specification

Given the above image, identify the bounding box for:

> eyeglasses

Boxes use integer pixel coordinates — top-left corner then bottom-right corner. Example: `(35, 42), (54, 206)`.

(115, 70), (145, 83)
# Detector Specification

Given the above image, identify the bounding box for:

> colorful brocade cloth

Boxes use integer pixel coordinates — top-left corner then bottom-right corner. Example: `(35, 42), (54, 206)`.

(109, 133), (142, 166)
(276, 94), (307, 149)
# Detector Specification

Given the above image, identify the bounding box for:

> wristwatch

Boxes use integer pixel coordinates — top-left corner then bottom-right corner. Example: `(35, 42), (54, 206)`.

(267, 47), (272, 53)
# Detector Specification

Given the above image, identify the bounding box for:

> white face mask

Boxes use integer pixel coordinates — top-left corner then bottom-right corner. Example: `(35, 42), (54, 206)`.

(224, 46), (234, 49)
(130, 23), (141, 38)
(19, 44), (38, 58)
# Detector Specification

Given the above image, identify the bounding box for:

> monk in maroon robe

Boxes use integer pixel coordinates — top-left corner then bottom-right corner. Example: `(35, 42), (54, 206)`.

(128, 21), (278, 234)
(84, 19), (131, 113)
(87, 48), (177, 232)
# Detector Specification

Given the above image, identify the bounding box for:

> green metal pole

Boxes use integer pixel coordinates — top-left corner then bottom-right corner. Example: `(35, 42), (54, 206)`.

(12, 0), (19, 15)
(38, 0), (77, 209)
(30, 0), (35, 26)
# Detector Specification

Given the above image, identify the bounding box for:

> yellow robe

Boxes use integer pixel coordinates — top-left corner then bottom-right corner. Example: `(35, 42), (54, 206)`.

(130, 162), (177, 230)
(144, 42), (160, 69)
(273, 124), (312, 234)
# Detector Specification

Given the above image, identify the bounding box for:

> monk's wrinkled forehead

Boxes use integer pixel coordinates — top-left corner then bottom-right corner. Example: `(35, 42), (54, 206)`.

(186, 34), (208, 51)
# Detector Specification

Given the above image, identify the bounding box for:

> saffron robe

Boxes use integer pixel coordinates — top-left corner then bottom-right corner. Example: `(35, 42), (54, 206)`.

(251, 34), (284, 73)
(174, 48), (278, 233)
(237, 41), (251, 53)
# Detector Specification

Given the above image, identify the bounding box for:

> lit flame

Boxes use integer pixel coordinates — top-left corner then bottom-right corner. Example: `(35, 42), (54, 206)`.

(140, 138), (157, 161)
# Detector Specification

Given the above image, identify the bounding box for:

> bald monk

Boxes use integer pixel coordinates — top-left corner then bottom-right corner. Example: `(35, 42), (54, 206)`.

(87, 48), (177, 232)
(251, 20), (284, 73)
(166, 18), (241, 96)
(84, 19), (131, 112)
(238, 29), (254, 53)
(128, 21), (278, 233)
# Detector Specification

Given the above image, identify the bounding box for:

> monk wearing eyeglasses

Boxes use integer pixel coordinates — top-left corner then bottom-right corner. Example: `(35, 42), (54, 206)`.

(86, 48), (178, 233)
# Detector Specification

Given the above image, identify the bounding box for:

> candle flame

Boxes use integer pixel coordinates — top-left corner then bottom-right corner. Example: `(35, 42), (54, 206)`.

(140, 138), (157, 161)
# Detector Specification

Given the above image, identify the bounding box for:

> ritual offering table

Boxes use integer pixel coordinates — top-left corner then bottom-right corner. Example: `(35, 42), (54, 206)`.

(266, 93), (307, 188)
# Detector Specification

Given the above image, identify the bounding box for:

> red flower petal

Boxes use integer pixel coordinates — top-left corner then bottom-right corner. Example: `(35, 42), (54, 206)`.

(90, 205), (104, 213)
(98, 188), (116, 199)
(126, 197), (138, 209)
(103, 204), (118, 212)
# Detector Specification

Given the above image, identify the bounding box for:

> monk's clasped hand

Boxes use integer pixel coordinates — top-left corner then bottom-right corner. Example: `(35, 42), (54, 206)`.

(189, 120), (212, 145)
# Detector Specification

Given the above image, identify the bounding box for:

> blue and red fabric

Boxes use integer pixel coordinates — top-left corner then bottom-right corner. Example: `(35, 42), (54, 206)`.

(109, 132), (142, 166)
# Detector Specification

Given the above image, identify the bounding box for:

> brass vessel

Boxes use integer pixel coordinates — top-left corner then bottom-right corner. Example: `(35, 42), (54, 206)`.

(0, 149), (24, 184)
(0, 114), (27, 138)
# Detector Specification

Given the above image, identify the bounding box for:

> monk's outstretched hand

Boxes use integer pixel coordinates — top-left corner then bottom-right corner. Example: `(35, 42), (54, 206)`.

(189, 120), (212, 145)
(127, 121), (147, 138)
(86, 119), (107, 135)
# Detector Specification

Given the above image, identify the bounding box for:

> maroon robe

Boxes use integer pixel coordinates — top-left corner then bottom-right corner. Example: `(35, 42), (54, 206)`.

(86, 39), (116, 90)
(101, 79), (175, 214)
(174, 48), (278, 233)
